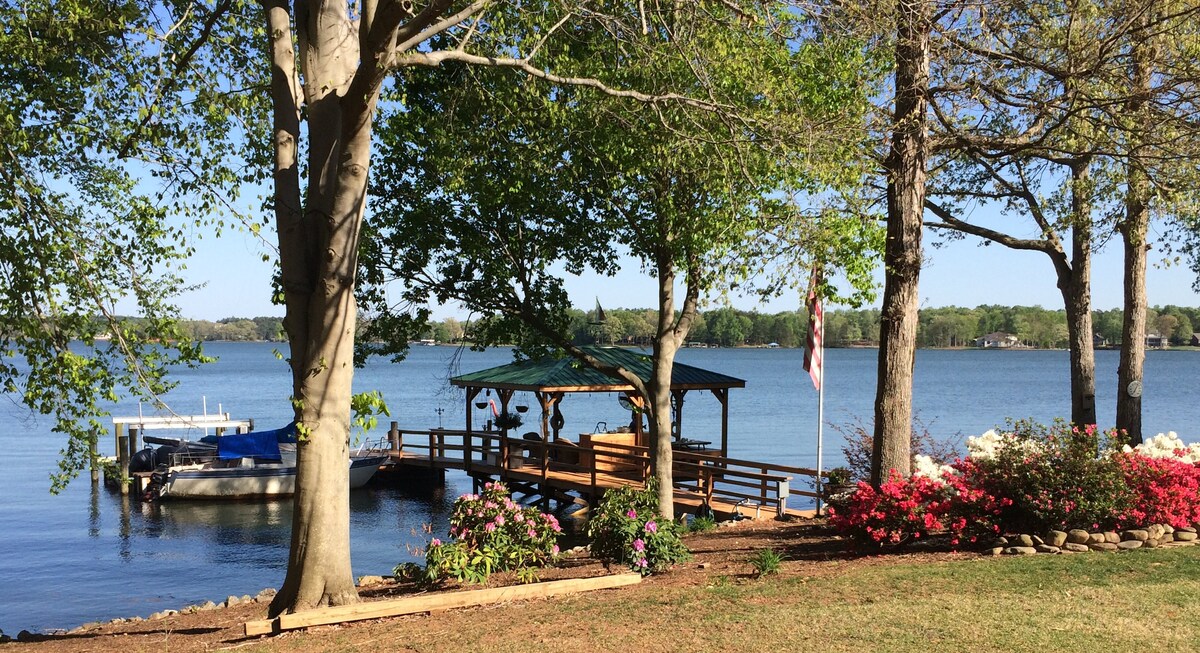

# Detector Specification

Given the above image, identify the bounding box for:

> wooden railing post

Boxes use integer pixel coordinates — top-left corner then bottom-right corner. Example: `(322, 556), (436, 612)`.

(428, 431), (436, 468)
(388, 422), (400, 457)
(117, 432), (130, 495)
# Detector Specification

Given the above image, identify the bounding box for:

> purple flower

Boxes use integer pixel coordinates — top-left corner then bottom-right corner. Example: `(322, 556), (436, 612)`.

(645, 521), (658, 534)
(626, 509), (638, 519)
(636, 557), (648, 568)
(632, 538), (645, 552)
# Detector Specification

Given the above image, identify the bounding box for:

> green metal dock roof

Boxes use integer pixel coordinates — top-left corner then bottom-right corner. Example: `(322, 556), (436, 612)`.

(450, 346), (746, 392)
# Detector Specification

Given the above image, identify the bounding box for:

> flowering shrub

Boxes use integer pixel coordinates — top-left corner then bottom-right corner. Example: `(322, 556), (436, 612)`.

(959, 421), (1134, 533)
(587, 479), (689, 575)
(1124, 431), (1200, 464)
(827, 471), (951, 546)
(830, 419), (1200, 549)
(1117, 453), (1200, 529)
(414, 481), (561, 584)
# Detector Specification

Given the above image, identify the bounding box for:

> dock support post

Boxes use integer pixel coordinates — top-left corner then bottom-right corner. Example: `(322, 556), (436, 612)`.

(777, 480), (789, 518)
(128, 426), (140, 460)
(388, 421), (400, 457)
(89, 428), (100, 484)
(117, 433), (130, 495)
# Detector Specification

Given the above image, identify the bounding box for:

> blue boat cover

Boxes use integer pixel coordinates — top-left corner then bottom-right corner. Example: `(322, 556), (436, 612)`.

(216, 422), (298, 460)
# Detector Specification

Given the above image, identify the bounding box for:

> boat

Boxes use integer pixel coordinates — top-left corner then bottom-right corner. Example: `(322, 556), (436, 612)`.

(137, 422), (389, 500)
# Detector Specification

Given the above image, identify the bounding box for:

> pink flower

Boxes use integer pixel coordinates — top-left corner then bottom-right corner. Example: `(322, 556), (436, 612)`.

(527, 529), (537, 539)
(626, 509), (638, 519)
(551, 545), (560, 555)
(632, 538), (645, 552)
(494, 514), (505, 526)
(636, 557), (648, 568)
(430, 538), (442, 547)
(485, 522), (496, 532)
(645, 521), (658, 534)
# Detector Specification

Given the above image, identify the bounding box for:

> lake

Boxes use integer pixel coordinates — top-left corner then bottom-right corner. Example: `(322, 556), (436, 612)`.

(1, 344), (1197, 633)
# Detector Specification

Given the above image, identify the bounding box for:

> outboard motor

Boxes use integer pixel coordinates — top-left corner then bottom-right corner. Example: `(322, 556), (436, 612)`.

(129, 447), (157, 473)
(142, 466), (169, 502)
(153, 445), (177, 467)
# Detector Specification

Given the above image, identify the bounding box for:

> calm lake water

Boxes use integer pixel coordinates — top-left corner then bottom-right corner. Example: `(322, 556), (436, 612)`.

(1, 344), (1197, 633)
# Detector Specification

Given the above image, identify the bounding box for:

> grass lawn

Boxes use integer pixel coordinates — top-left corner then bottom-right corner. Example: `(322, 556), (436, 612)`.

(18, 527), (1200, 653)
(260, 546), (1200, 653)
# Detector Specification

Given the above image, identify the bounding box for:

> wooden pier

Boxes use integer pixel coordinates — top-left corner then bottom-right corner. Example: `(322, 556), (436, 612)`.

(371, 424), (822, 520)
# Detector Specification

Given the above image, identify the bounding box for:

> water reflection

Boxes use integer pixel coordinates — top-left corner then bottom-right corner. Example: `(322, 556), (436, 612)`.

(88, 483), (100, 538)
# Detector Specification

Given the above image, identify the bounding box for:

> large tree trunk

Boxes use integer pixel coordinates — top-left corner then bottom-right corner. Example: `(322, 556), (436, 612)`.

(1116, 5), (1154, 445)
(871, 0), (930, 487)
(1117, 179), (1149, 444)
(1060, 164), (1097, 427)
(268, 0), (376, 616)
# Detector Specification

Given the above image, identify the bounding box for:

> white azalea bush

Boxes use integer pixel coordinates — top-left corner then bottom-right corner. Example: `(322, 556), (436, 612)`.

(1123, 432), (1200, 465)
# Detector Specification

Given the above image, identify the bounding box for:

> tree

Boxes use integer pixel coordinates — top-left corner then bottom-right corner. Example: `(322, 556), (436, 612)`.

(365, 7), (875, 518)
(0, 0), (269, 491)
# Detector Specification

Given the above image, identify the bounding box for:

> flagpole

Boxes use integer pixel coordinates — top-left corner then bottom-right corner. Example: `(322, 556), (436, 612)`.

(815, 314), (826, 516)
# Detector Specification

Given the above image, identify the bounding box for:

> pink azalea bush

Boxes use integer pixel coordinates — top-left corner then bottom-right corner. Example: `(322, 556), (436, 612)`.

(587, 479), (690, 575)
(829, 420), (1200, 549)
(418, 481), (561, 584)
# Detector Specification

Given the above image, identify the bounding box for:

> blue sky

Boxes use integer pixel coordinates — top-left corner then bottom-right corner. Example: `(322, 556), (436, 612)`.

(175, 214), (1200, 321)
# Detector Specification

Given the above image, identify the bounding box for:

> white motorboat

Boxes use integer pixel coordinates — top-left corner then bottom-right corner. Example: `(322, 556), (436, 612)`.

(139, 423), (389, 500)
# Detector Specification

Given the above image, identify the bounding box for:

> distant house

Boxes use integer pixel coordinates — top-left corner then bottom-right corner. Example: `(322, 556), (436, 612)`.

(975, 332), (1019, 348)
(1093, 333), (1109, 348)
(1191, 333), (1200, 347)
(1146, 333), (1168, 349)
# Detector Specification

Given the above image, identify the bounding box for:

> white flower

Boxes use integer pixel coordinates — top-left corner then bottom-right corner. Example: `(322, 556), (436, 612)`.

(912, 454), (955, 479)
(1131, 431), (1200, 464)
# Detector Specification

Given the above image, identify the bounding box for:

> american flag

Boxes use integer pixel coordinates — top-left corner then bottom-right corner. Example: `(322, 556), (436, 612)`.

(803, 270), (823, 391)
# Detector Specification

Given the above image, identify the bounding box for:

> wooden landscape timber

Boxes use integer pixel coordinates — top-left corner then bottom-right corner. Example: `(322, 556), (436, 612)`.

(243, 573), (643, 636)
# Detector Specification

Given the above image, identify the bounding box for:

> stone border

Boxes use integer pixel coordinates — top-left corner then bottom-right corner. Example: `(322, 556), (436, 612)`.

(987, 524), (1199, 556)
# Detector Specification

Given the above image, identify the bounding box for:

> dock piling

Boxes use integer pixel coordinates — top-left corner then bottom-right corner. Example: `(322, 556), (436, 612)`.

(89, 428), (99, 484)
(117, 433), (130, 495)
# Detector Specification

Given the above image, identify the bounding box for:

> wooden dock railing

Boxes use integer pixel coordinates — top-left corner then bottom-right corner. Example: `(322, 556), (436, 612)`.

(376, 425), (818, 518)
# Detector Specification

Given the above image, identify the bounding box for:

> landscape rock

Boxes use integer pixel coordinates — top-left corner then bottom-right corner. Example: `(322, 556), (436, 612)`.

(1004, 546), (1038, 556)
(1143, 538), (1160, 549)
(1067, 529), (1090, 545)
(1116, 540), (1143, 550)
(986, 547), (1004, 557)
(1045, 530), (1068, 548)
(1147, 524), (1165, 540)
(1163, 525), (1175, 534)
(1087, 532), (1106, 545)
(1122, 530), (1149, 542)
(1035, 545), (1061, 554)
(1089, 542), (1119, 552)
(1175, 531), (1198, 542)
(1016, 534), (1035, 547)
(255, 588), (278, 603)
(995, 536), (1010, 546)
(1179, 526), (1197, 534)
(16, 631), (33, 642)
(1103, 531), (1120, 544)
(198, 601), (218, 611)
(224, 596), (241, 608)
(357, 575), (386, 587)
(1031, 535), (1045, 546)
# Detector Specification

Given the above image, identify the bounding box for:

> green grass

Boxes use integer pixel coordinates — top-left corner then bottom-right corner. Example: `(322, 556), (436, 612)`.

(234, 547), (1200, 653)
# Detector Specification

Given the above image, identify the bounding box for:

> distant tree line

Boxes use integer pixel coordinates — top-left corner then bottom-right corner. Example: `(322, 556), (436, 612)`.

(175, 317), (286, 342)
(416, 305), (1200, 350)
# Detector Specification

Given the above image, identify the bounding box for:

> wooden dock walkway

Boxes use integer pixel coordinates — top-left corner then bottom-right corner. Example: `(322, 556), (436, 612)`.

(371, 426), (823, 521)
